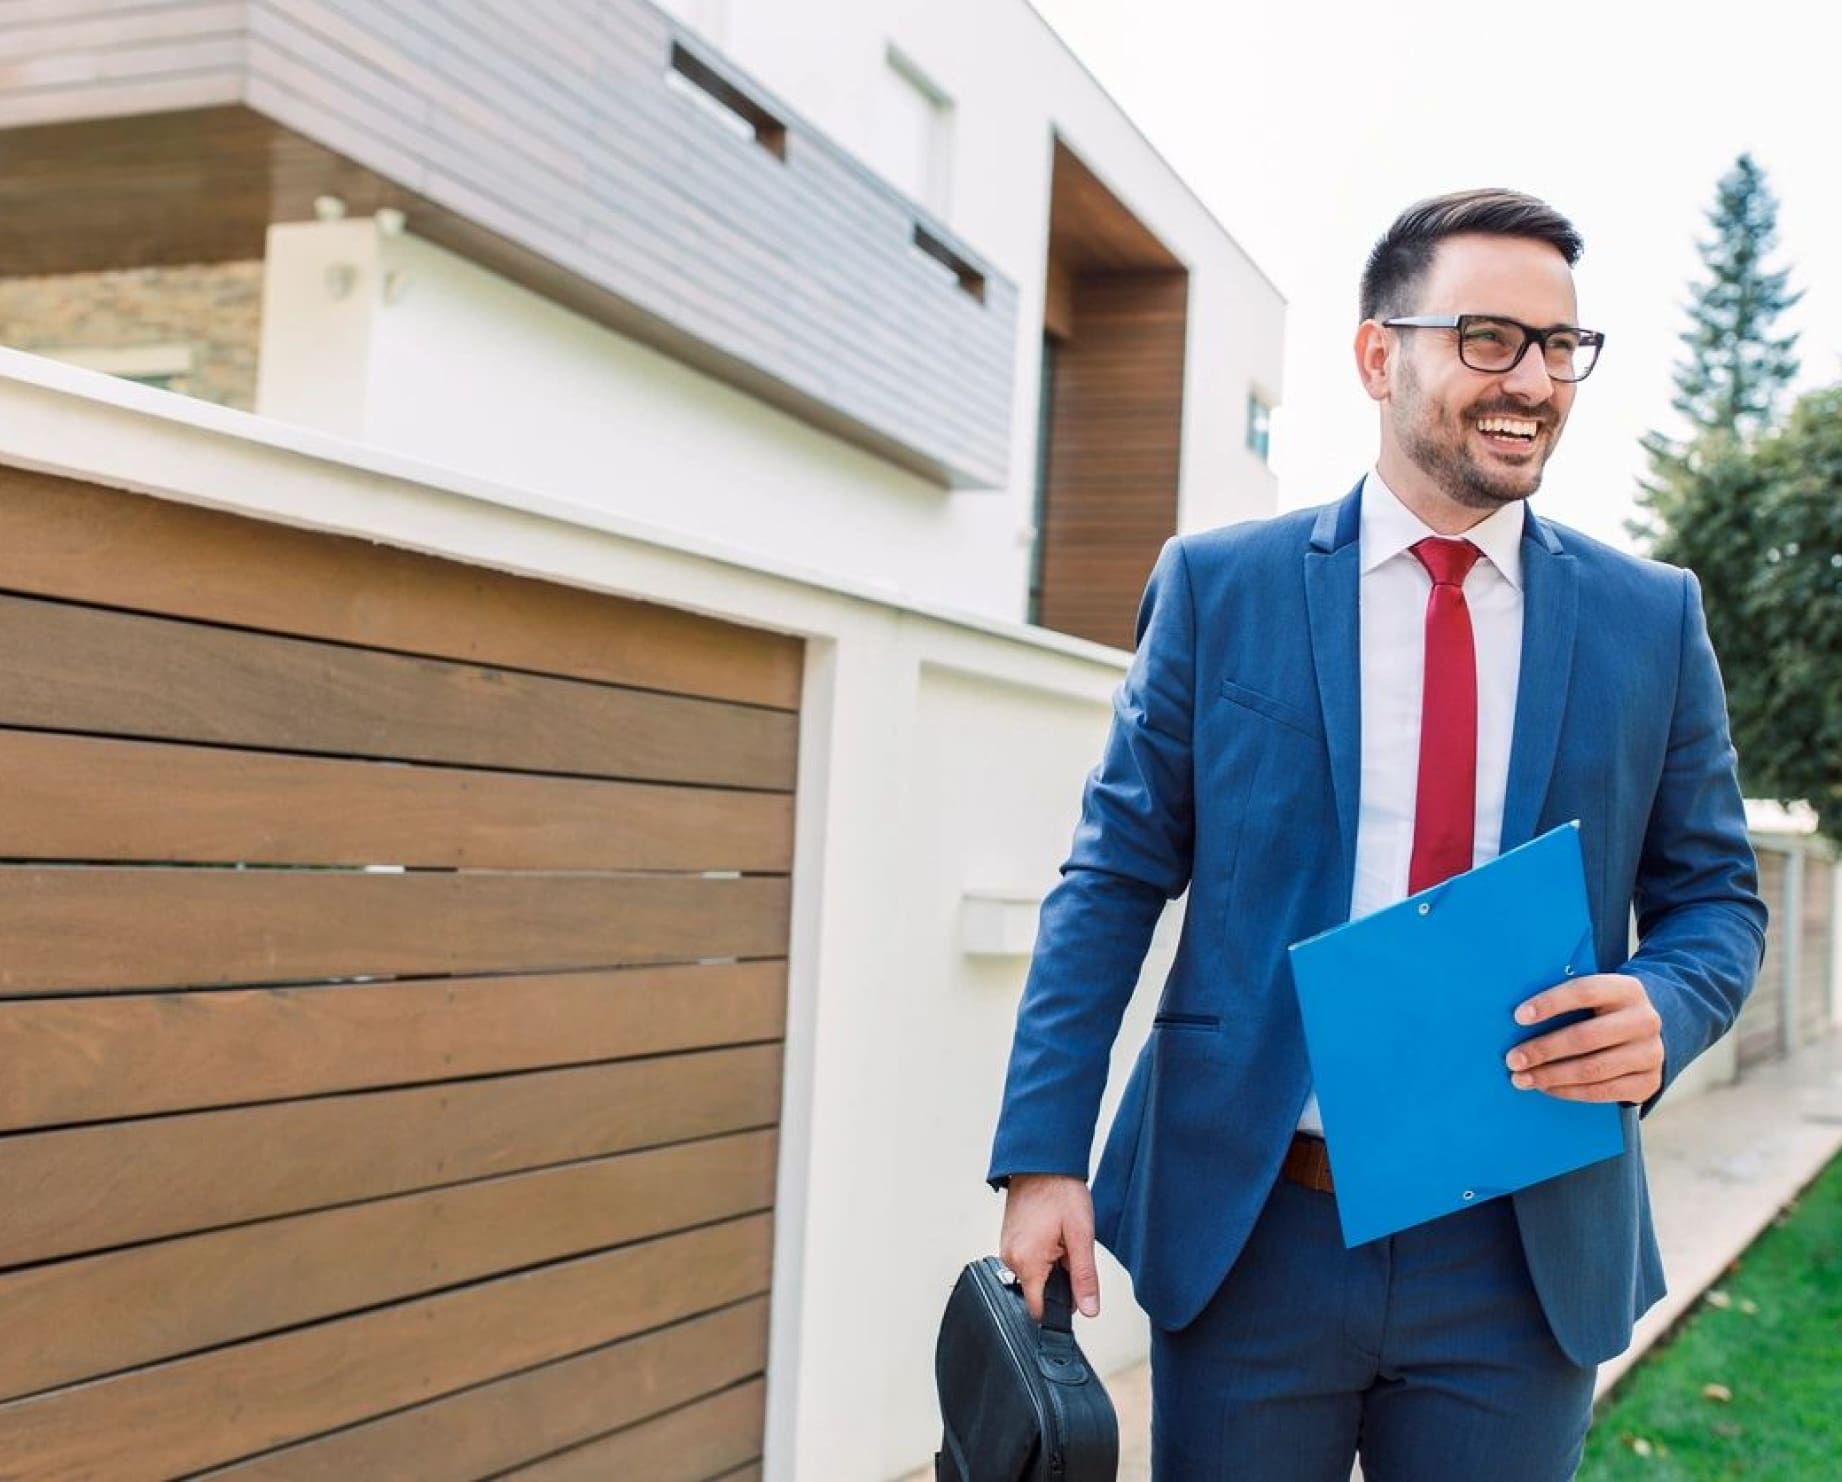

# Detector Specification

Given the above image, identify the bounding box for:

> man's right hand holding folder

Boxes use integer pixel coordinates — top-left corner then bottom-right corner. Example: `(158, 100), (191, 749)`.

(1287, 821), (1638, 1248)
(1506, 971), (1666, 1106)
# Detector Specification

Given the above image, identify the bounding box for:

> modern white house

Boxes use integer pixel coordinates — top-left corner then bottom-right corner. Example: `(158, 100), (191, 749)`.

(0, 0), (1284, 645)
(0, 2), (1288, 1478)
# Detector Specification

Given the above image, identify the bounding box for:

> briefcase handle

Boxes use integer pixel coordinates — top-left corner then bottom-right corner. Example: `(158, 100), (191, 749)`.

(1034, 1263), (1089, 1384)
(1039, 1262), (1075, 1335)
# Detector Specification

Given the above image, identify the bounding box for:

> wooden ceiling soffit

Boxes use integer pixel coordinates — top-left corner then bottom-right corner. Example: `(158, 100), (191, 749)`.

(0, 108), (413, 277)
(1047, 137), (1186, 276)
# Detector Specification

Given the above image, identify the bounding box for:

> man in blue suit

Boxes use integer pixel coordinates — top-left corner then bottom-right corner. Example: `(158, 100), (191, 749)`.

(989, 189), (1767, 1479)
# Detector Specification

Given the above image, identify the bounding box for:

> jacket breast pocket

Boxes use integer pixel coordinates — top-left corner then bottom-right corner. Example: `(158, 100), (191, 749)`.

(1219, 677), (1322, 740)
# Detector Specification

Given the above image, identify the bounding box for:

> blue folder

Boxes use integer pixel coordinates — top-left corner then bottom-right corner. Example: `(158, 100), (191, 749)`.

(1286, 821), (1625, 1247)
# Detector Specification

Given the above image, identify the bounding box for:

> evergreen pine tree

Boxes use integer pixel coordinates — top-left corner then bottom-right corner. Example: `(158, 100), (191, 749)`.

(1634, 152), (1801, 539)
(1633, 158), (1840, 838)
(1670, 152), (1802, 439)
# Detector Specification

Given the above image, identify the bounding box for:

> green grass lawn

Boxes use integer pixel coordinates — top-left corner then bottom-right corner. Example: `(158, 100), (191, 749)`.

(1578, 1150), (1842, 1481)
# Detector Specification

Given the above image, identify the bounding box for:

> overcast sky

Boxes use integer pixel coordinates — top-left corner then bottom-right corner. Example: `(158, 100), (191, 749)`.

(1027, 0), (1837, 550)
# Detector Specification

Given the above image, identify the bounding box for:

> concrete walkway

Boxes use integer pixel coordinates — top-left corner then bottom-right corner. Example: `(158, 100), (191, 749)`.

(1080, 1031), (1842, 1480)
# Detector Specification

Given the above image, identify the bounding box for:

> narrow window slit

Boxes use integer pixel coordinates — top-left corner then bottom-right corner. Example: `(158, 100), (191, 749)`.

(911, 223), (986, 303)
(666, 42), (788, 161)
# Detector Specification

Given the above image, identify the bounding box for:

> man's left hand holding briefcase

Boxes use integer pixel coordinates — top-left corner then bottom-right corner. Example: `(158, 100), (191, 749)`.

(933, 1257), (1118, 1480)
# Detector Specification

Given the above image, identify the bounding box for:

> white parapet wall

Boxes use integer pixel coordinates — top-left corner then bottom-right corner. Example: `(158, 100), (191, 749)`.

(0, 352), (1167, 1482)
(256, 217), (1034, 625)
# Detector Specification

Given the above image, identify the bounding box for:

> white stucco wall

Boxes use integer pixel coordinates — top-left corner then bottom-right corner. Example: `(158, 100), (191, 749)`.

(253, 0), (1285, 624)
(254, 220), (382, 438)
(354, 229), (1029, 617)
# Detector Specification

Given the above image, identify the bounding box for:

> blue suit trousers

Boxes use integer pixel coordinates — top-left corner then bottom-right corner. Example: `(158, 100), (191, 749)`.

(1151, 1176), (1596, 1481)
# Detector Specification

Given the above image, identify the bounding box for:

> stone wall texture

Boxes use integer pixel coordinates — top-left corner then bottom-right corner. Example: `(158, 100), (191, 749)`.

(0, 262), (264, 409)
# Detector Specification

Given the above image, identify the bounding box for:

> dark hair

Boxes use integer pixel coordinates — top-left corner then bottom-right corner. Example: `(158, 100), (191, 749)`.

(1360, 188), (1584, 321)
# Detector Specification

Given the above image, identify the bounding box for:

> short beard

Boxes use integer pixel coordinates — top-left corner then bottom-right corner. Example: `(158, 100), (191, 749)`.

(1400, 418), (1539, 511)
(1395, 357), (1548, 511)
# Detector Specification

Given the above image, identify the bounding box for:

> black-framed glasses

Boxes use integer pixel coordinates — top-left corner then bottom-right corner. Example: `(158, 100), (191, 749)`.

(1382, 313), (1605, 382)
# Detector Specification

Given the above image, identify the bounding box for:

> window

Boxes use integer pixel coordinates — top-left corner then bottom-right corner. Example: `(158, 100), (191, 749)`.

(1246, 391), (1272, 464)
(910, 224), (985, 304)
(665, 42), (787, 160)
(40, 342), (193, 392)
(871, 45), (954, 216)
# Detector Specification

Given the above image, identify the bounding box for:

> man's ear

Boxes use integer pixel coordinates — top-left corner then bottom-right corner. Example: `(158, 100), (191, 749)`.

(1354, 320), (1392, 404)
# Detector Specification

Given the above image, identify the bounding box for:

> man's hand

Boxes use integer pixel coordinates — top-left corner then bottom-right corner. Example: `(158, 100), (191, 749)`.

(1507, 972), (1664, 1105)
(999, 1173), (1100, 1323)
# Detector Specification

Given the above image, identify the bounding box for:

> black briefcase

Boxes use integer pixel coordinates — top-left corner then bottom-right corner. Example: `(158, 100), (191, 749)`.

(934, 1258), (1119, 1482)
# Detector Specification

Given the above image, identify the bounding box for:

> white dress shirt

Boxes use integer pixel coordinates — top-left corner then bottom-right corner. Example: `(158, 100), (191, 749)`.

(1296, 469), (1526, 1135)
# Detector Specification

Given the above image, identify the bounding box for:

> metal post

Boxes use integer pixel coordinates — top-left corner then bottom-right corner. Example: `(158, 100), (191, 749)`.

(1782, 847), (1805, 1055)
(1832, 850), (1842, 1030)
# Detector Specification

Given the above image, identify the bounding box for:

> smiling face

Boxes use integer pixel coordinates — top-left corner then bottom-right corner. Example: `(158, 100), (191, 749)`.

(1363, 232), (1581, 521)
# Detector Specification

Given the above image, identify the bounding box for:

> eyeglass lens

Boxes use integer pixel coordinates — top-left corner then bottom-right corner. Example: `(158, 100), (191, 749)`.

(1459, 317), (1598, 381)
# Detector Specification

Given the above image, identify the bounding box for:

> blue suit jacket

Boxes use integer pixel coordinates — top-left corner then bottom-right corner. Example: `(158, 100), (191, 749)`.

(988, 482), (1768, 1366)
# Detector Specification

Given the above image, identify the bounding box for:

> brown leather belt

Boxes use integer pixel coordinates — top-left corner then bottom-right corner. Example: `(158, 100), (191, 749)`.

(1281, 1132), (1335, 1194)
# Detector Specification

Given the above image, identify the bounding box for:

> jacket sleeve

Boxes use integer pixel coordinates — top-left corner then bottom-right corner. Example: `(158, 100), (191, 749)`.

(987, 536), (1198, 1185)
(1619, 568), (1769, 1116)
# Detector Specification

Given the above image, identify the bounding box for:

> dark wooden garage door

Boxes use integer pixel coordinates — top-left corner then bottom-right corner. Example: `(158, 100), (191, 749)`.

(0, 466), (799, 1479)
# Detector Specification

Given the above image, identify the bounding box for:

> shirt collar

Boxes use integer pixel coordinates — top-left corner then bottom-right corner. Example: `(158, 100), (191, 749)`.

(1359, 467), (1525, 591)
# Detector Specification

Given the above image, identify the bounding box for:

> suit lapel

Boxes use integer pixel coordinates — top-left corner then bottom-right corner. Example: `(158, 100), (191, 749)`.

(1500, 509), (1578, 851)
(1303, 484), (1364, 897)
(1302, 488), (1578, 889)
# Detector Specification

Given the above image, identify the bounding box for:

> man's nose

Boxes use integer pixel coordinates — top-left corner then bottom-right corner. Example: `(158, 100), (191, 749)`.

(1502, 340), (1557, 402)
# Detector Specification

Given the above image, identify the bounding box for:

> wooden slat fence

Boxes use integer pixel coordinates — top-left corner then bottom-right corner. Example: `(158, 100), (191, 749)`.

(0, 465), (800, 1479)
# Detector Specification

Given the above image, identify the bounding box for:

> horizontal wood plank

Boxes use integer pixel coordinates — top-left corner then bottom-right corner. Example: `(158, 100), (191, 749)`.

(0, 1130), (776, 1402)
(0, 593), (797, 790)
(0, 1044), (781, 1268)
(0, 730), (794, 871)
(0, 868), (790, 993)
(0, 332), (796, 1470)
(0, 468), (803, 709)
(0, 1214), (773, 1481)
(0, 3), (244, 62)
(0, 0), (223, 30)
(195, 1298), (768, 1480)
(0, 960), (786, 1130)
(503, 1379), (765, 1482)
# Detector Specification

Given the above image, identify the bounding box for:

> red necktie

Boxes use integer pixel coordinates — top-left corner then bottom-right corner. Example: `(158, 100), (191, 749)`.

(1408, 537), (1483, 894)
